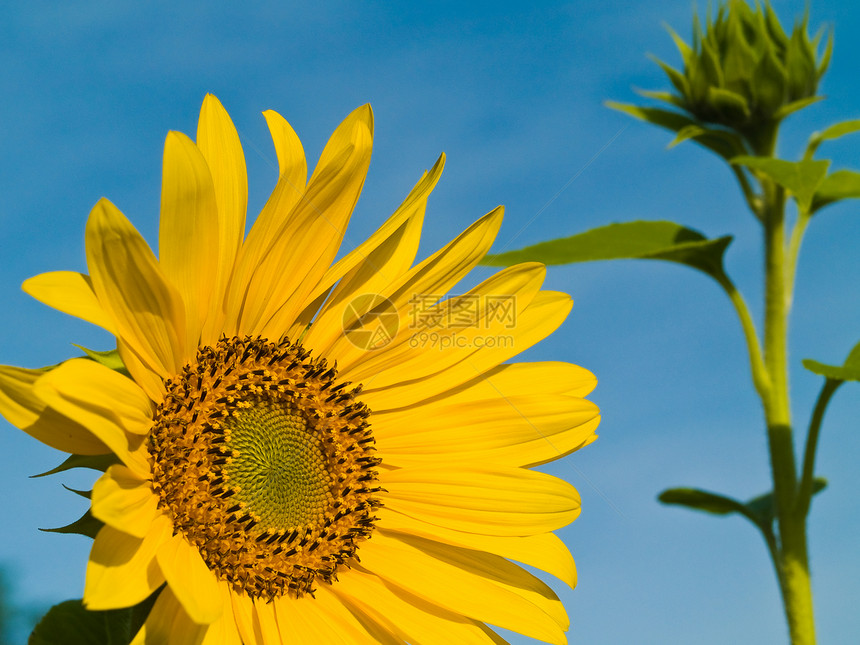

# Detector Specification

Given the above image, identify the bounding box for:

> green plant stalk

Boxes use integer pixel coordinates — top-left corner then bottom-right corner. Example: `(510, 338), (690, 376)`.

(797, 379), (842, 518)
(760, 176), (816, 644)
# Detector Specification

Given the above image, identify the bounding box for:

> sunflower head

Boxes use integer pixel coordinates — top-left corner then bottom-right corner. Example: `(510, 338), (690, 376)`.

(149, 336), (381, 601)
(0, 94), (600, 645)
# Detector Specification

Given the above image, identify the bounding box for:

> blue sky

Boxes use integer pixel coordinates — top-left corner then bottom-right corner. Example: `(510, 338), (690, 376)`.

(1, 1), (859, 643)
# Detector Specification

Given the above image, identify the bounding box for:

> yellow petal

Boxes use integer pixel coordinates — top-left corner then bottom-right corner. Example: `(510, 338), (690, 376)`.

(373, 393), (599, 468)
(271, 583), (398, 644)
(225, 105), (373, 337)
(302, 210), (426, 359)
(118, 339), (168, 402)
(379, 466), (580, 537)
(86, 198), (186, 379)
(130, 586), (208, 645)
(344, 261), (544, 388)
(252, 598), (280, 645)
(156, 534), (223, 625)
(326, 209), (505, 376)
(34, 359), (151, 475)
(364, 290), (572, 410)
(197, 95), (248, 344)
(200, 582), (243, 645)
(85, 514), (170, 610)
(91, 465), (158, 538)
(360, 531), (567, 645)
(289, 154), (445, 349)
(334, 568), (504, 644)
(475, 361), (597, 398)
(22, 271), (117, 335)
(377, 508), (577, 588)
(0, 364), (108, 454)
(307, 154), (444, 307)
(159, 131), (220, 353)
(262, 108), (307, 193)
(230, 590), (258, 645)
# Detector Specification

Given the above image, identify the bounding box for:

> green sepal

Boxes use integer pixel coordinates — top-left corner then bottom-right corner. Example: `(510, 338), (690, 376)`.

(773, 96), (823, 122)
(40, 508), (103, 540)
(707, 87), (750, 120)
(606, 102), (696, 133)
(481, 220), (733, 285)
(645, 55), (690, 99)
(635, 88), (686, 110)
(731, 156), (830, 213)
(607, 102), (747, 161)
(809, 169), (860, 213)
(62, 484), (92, 500)
(31, 453), (120, 479)
(74, 345), (130, 378)
(29, 600), (132, 645)
(803, 340), (860, 382)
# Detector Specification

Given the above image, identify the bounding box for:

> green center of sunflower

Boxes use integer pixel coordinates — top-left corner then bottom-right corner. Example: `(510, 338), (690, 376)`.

(147, 337), (382, 601)
(223, 403), (332, 528)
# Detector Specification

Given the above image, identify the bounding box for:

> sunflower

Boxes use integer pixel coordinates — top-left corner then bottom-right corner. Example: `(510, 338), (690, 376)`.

(0, 95), (600, 644)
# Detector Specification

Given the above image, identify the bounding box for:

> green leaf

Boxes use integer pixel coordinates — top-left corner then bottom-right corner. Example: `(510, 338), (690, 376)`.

(40, 509), (103, 540)
(29, 599), (131, 645)
(31, 453), (120, 478)
(659, 487), (752, 517)
(659, 478), (828, 530)
(806, 119), (860, 158)
(803, 340), (860, 382)
(482, 221), (733, 284)
(732, 156), (830, 213)
(811, 170), (860, 212)
(74, 345), (130, 377)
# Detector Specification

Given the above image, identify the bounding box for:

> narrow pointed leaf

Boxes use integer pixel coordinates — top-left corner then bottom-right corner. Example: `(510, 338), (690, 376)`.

(803, 340), (860, 382)
(811, 170), (860, 213)
(774, 96), (823, 122)
(606, 102), (696, 133)
(482, 221), (732, 284)
(40, 509), (103, 540)
(31, 453), (120, 478)
(658, 487), (765, 528)
(62, 484), (92, 500)
(806, 119), (860, 158)
(73, 345), (130, 377)
(607, 102), (746, 160)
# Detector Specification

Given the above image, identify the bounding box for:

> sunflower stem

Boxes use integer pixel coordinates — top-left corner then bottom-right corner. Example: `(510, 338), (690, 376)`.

(759, 164), (817, 644)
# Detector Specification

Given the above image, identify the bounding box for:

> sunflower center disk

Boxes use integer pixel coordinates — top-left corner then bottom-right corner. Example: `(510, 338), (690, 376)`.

(224, 404), (332, 528)
(148, 337), (382, 600)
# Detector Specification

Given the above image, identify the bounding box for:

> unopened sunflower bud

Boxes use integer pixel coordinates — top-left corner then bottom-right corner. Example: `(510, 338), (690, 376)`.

(653, 0), (831, 151)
